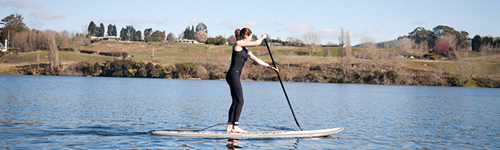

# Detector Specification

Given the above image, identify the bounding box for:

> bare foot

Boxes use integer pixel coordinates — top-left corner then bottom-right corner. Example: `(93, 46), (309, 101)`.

(231, 126), (247, 133)
(226, 124), (233, 132)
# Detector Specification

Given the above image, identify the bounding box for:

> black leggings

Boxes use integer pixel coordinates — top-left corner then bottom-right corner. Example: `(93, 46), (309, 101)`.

(226, 71), (243, 125)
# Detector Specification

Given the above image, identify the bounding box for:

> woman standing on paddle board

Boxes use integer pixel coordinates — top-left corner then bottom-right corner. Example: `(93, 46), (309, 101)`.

(226, 28), (278, 133)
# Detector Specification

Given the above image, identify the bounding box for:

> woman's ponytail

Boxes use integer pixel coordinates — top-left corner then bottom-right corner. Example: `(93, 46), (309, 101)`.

(235, 29), (241, 40)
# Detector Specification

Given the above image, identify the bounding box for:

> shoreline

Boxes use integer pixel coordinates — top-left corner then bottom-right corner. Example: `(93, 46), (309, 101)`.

(2, 69), (497, 88)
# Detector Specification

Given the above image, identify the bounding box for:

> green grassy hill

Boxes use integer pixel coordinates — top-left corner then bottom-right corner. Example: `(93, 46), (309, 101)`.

(376, 39), (400, 48)
(1, 41), (500, 87)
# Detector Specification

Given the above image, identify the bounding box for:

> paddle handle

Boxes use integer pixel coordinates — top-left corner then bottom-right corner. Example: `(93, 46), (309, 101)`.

(264, 39), (303, 131)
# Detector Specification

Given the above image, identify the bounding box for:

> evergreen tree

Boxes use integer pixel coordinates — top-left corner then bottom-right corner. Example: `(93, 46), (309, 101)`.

(191, 25), (195, 38)
(409, 27), (435, 49)
(1, 14), (27, 41)
(135, 30), (142, 41)
(183, 27), (189, 39)
(120, 28), (127, 40)
(99, 23), (105, 37)
(112, 25), (117, 36)
(151, 30), (165, 41)
(457, 31), (470, 49)
(107, 24), (113, 36)
(196, 22), (208, 34)
(88, 21), (96, 36)
(125, 25), (136, 41)
(482, 37), (494, 46)
(471, 35), (482, 52)
(183, 27), (190, 39)
(144, 28), (152, 42)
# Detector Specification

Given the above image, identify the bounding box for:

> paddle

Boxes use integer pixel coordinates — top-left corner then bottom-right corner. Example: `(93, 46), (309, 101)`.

(264, 39), (303, 131)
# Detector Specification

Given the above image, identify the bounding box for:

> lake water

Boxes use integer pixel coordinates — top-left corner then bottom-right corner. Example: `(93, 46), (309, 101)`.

(1, 75), (499, 149)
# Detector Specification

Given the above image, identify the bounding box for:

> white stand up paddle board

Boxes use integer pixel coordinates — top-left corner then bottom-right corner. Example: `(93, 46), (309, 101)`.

(151, 127), (343, 138)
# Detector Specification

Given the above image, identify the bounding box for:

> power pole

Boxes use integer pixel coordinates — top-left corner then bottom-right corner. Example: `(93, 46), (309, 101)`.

(37, 51), (40, 69)
(7, 30), (9, 52)
(151, 46), (154, 58)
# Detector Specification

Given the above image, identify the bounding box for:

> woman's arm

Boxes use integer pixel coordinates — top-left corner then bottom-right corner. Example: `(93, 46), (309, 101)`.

(236, 34), (267, 47)
(247, 50), (279, 72)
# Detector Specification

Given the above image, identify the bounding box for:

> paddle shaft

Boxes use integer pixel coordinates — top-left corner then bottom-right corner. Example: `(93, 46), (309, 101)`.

(264, 39), (302, 131)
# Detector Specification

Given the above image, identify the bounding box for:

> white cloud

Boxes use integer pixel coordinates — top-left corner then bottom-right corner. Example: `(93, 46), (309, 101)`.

(232, 22), (260, 28)
(27, 19), (44, 29)
(364, 28), (377, 34)
(189, 19), (202, 24)
(320, 28), (338, 38)
(29, 10), (65, 20)
(153, 18), (168, 24)
(412, 20), (426, 25)
(0, 0), (40, 8)
(130, 18), (143, 25)
(218, 20), (231, 26)
(263, 22), (283, 27)
(101, 19), (127, 23)
(288, 24), (313, 33)
(219, 21), (261, 29)
(348, 31), (359, 38)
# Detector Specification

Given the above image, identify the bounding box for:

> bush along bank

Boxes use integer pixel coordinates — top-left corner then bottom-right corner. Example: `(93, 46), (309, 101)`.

(7, 59), (500, 88)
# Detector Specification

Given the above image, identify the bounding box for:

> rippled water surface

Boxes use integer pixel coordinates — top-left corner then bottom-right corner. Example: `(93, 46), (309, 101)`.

(1, 75), (499, 149)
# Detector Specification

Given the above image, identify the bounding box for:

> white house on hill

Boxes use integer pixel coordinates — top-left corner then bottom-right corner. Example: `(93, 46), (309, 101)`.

(1, 40), (7, 52)
(90, 36), (122, 41)
(175, 38), (200, 44)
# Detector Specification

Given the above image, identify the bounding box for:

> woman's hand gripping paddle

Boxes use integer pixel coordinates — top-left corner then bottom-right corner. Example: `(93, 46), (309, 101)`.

(264, 39), (303, 131)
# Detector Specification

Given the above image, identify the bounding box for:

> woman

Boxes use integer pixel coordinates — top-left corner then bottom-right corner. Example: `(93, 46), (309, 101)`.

(226, 28), (279, 133)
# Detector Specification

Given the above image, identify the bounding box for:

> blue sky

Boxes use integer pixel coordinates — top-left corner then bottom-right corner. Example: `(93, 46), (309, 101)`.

(1, 0), (499, 45)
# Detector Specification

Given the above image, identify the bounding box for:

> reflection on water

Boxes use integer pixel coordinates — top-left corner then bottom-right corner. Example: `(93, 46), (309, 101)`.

(1, 75), (500, 149)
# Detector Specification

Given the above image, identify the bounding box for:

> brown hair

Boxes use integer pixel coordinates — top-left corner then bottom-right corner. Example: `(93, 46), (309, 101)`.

(235, 28), (252, 40)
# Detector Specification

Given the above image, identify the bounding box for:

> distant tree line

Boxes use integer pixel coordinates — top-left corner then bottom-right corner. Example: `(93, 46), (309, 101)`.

(471, 35), (500, 52)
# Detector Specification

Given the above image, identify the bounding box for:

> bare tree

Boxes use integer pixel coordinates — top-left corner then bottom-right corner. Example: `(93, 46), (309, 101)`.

(285, 37), (294, 46)
(293, 38), (303, 47)
(166, 32), (176, 43)
(324, 47), (332, 57)
(480, 43), (493, 57)
(437, 34), (457, 50)
(357, 37), (376, 59)
(57, 30), (69, 48)
(338, 28), (351, 75)
(227, 35), (236, 45)
(12, 30), (28, 52)
(12, 29), (44, 52)
(398, 36), (414, 53)
(302, 31), (321, 55)
(80, 25), (91, 46)
(456, 43), (477, 87)
(416, 41), (429, 57)
(45, 30), (59, 70)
